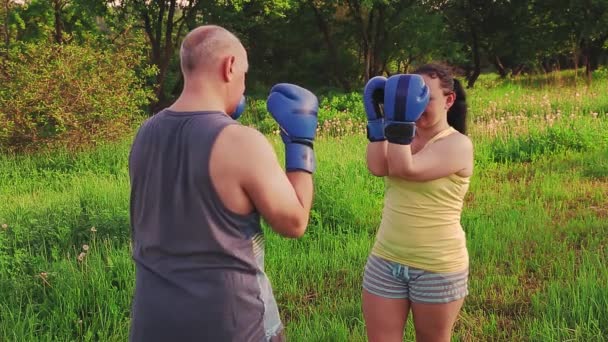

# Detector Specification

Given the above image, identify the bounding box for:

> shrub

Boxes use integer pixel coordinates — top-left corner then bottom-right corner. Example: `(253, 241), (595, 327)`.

(0, 39), (156, 154)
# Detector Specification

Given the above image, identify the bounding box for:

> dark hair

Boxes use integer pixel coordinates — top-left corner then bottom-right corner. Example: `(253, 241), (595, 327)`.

(413, 64), (468, 134)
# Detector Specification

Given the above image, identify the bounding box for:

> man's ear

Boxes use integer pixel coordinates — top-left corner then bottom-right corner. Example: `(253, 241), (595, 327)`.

(222, 55), (235, 82)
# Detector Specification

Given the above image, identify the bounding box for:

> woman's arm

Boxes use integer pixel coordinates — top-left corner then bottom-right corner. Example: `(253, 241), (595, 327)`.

(387, 134), (473, 181)
(366, 141), (388, 177)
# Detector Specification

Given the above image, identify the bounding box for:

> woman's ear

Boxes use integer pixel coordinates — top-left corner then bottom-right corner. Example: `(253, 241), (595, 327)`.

(445, 92), (456, 110)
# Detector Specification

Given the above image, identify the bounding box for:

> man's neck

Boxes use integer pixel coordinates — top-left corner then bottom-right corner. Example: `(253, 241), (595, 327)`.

(168, 84), (227, 114)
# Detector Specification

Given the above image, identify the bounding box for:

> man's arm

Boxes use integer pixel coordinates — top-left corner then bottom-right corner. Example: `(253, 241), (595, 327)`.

(239, 128), (312, 238)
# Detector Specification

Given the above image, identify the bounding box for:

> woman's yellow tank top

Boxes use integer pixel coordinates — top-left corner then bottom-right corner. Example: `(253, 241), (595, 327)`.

(371, 126), (470, 273)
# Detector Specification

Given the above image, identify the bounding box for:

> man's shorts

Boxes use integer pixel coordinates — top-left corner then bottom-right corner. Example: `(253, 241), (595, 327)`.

(362, 254), (468, 304)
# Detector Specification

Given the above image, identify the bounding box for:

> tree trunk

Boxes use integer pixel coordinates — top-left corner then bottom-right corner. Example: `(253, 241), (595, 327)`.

(307, 0), (351, 91)
(572, 45), (579, 78)
(348, 0), (412, 81)
(53, 0), (64, 44)
(364, 45), (371, 81)
(580, 36), (607, 84)
(346, 0), (370, 81)
(583, 54), (592, 84)
(151, 0), (176, 111)
(2, 0), (9, 55)
(405, 59), (412, 73)
(371, 6), (387, 78)
(511, 64), (524, 77)
(493, 55), (507, 78)
(541, 59), (551, 73)
(461, 0), (480, 89)
(588, 44), (602, 72)
(139, 0), (185, 114)
(365, 6), (375, 80)
(466, 24), (480, 88)
(171, 72), (184, 98)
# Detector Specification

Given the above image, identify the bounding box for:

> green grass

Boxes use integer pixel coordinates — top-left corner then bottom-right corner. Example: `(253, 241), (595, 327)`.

(1, 71), (607, 341)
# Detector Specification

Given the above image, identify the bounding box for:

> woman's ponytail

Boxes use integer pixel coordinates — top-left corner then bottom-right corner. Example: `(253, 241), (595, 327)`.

(448, 78), (467, 134)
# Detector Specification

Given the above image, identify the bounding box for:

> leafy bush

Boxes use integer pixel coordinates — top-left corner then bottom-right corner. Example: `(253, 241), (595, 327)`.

(0, 40), (156, 153)
(593, 66), (608, 80)
(238, 98), (279, 135)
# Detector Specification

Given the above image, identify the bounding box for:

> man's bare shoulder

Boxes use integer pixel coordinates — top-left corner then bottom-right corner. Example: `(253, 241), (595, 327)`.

(217, 124), (272, 148)
(213, 124), (277, 164)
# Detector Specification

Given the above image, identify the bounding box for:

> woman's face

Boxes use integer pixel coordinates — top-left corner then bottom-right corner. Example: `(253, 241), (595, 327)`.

(416, 74), (455, 129)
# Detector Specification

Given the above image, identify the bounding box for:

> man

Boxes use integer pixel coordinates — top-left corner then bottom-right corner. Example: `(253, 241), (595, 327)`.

(128, 25), (318, 341)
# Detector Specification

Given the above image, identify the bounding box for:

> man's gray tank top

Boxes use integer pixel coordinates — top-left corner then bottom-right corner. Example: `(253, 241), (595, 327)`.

(128, 109), (282, 341)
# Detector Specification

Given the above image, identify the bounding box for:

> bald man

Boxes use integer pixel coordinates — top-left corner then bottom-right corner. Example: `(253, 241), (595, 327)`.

(128, 25), (316, 341)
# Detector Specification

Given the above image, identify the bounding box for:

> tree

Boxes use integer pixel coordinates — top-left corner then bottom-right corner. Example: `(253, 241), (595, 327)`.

(425, 0), (487, 87)
(1, 0), (12, 55)
(344, 0), (422, 81)
(9, 0), (110, 44)
(114, 0), (194, 110)
(383, 4), (462, 74)
(304, 0), (353, 90)
(550, 0), (608, 81)
(482, 0), (539, 78)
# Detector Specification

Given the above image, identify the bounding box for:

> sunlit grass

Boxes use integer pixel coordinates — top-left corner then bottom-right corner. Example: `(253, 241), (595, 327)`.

(1, 70), (607, 341)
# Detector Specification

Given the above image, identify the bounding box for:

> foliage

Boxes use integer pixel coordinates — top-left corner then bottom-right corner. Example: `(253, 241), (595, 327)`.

(8, 0), (109, 43)
(0, 38), (156, 153)
(7, 0), (608, 100)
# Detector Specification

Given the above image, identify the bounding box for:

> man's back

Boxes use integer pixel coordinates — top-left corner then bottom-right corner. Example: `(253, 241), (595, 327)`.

(128, 109), (277, 341)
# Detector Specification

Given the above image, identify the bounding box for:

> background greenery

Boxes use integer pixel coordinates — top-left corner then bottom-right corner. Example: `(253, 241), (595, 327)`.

(3, 0), (608, 152)
(1, 1), (607, 341)
(1, 72), (607, 340)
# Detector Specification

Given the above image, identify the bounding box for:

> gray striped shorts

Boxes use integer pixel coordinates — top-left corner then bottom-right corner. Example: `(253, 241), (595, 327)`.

(363, 254), (468, 304)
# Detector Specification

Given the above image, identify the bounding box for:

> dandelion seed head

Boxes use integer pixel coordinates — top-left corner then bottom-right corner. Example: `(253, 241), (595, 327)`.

(77, 252), (86, 262)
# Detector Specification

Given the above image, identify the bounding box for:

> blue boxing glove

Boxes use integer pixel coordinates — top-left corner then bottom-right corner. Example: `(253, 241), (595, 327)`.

(231, 95), (246, 120)
(267, 83), (319, 173)
(384, 74), (430, 145)
(364, 76), (387, 142)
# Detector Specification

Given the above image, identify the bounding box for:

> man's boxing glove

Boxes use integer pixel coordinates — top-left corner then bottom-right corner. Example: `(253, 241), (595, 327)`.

(267, 83), (319, 173)
(364, 76), (387, 142)
(231, 95), (246, 120)
(384, 74), (430, 145)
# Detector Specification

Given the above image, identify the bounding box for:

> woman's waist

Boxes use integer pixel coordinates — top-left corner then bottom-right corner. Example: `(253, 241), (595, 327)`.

(383, 180), (468, 211)
(373, 224), (468, 273)
(377, 220), (465, 244)
(380, 206), (463, 228)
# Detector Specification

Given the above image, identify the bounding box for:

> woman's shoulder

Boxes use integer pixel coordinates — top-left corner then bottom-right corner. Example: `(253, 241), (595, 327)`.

(446, 131), (474, 177)
(439, 129), (473, 151)
(454, 131), (473, 148)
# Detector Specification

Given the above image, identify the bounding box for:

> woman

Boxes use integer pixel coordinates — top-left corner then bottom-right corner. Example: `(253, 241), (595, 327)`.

(362, 63), (473, 342)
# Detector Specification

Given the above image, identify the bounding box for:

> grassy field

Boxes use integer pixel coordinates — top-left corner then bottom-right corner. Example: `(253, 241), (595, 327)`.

(1, 71), (607, 341)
